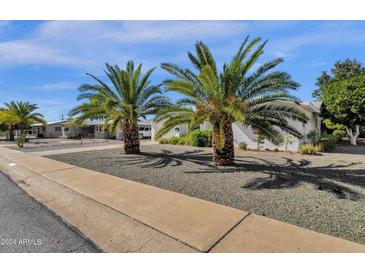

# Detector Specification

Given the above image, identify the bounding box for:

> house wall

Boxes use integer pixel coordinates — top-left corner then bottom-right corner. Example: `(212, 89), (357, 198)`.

(94, 125), (111, 139)
(198, 106), (321, 152)
(231, 108), (321, 151)
(151, 121), (189, 141)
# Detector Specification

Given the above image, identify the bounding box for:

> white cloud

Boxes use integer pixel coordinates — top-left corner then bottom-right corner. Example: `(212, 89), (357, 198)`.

(0, 40), (92, 67)
(1, 20), (365, 70)
(101, 21), (249, 43)
(0, 21), (252, 69)
(39, 81), (77, 91)
(268, 22), (365, 58)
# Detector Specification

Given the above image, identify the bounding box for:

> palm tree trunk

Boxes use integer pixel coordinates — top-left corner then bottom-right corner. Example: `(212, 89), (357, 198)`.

(212, 119), (235, 166)
(123, 121), (140, 154)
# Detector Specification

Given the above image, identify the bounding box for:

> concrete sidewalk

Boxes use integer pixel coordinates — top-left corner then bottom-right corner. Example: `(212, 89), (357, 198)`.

(30, 140), (158, 156)
(0, 147), (364, 253)
(30, 144), (124, 156)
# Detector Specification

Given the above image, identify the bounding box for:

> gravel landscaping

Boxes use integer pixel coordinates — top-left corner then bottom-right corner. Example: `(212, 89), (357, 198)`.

(48, 144), (365, 244)
(9, 138), (123, 152)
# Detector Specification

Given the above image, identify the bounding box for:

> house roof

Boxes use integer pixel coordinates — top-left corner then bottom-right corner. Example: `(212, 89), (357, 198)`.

(32, 120), (64, 126)
(32, 119), (154, 127)
(300, 101), (321, 113)
(83, 119), (153, 126)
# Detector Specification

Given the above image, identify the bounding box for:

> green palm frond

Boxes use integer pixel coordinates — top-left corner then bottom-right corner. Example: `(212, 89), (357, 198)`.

(157, 36), (308, 145)
(70, 61), (168, 132)
(2, 101), (46, 128)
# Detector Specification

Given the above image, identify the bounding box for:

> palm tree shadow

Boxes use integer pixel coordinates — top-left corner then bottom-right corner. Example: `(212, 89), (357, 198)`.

(187, 156), (364, 201)
(100, 148), (365, 201)
(101, 148), (215, 169)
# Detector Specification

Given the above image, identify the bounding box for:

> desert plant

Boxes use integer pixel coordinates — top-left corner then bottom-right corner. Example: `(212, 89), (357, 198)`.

(155, 36), (308, 165)
(298, 143), (322, 155)
(238, 142), (247, 150)
(69, 61), (170, 154)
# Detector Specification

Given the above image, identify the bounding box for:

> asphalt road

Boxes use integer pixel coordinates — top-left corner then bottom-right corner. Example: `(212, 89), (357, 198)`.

(0, 172), (100, 253)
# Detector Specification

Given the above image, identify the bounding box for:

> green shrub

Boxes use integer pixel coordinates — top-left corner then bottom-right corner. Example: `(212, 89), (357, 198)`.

(159, 130), (212, 147)
(189, 129), (212, 147)
(178, 136), (188, 145)
(306, 130), (319, 145)
(298, 144), (322, 155)
(238, 142), (247, 150)
(16, 132), (26, 148)
(159, 138), (169, 144)
(168, 136), (182, 145)
(319, 133), (337, 151)
(159, 136), (187, 145)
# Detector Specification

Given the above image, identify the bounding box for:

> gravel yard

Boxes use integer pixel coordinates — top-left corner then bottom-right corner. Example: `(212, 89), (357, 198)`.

(9, 138), (122, 152)
(48, 144), (365, 244)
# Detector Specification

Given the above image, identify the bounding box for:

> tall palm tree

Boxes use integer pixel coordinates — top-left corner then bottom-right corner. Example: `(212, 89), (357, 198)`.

(70, 61), (170, 154)
(155, 36), (308, 166)
(1, 101), (46, 141)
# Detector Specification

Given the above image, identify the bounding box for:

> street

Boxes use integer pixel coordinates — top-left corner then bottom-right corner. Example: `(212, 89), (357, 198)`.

(0, 172), (99, 253)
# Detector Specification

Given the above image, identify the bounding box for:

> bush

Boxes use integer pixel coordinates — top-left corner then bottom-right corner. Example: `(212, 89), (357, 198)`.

(159, 136), (187, 145)
(306, 130), (319, 145)
(158, 129), (212, 147)
(16, 132), (26, 148)
(298, 144), (322, 155)
(189, 129), (212, 147)
(238, 142), (247, 150)
(159, 138), (169, 144)
(319, 133), (337, 151)
(168, 136), (184, 145)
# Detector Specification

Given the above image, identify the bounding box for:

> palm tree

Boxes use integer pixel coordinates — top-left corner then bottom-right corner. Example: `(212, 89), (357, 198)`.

(155, 36), (308, 166)
(1, 101), (46, 141)
(70, 61), (170, 154)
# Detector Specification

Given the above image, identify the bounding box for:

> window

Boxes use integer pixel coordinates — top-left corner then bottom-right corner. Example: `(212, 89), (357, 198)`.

(55, 127), (62, 132)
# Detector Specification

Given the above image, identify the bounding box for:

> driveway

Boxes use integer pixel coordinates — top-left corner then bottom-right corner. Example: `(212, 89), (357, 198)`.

(0, 172), (99, 253)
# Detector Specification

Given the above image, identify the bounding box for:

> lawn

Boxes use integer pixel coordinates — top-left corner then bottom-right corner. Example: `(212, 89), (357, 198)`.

(48, 144), (365, 244)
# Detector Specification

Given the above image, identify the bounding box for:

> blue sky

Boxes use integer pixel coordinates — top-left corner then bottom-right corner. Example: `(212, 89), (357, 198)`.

(0, 20), (365, 121)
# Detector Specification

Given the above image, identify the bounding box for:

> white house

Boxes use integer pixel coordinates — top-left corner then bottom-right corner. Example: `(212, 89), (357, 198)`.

(199, 102), (321, 151)
(155, 101), (321, 152)
(30, 119), (154, 140)
(28, 101), (321, 152)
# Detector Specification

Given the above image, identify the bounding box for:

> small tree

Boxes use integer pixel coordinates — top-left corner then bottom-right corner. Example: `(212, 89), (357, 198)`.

(322, 76), (365, 145)
(256, 133), (265, 151)
(16, 132), (26, 148)
(283, 135), (293, 151)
